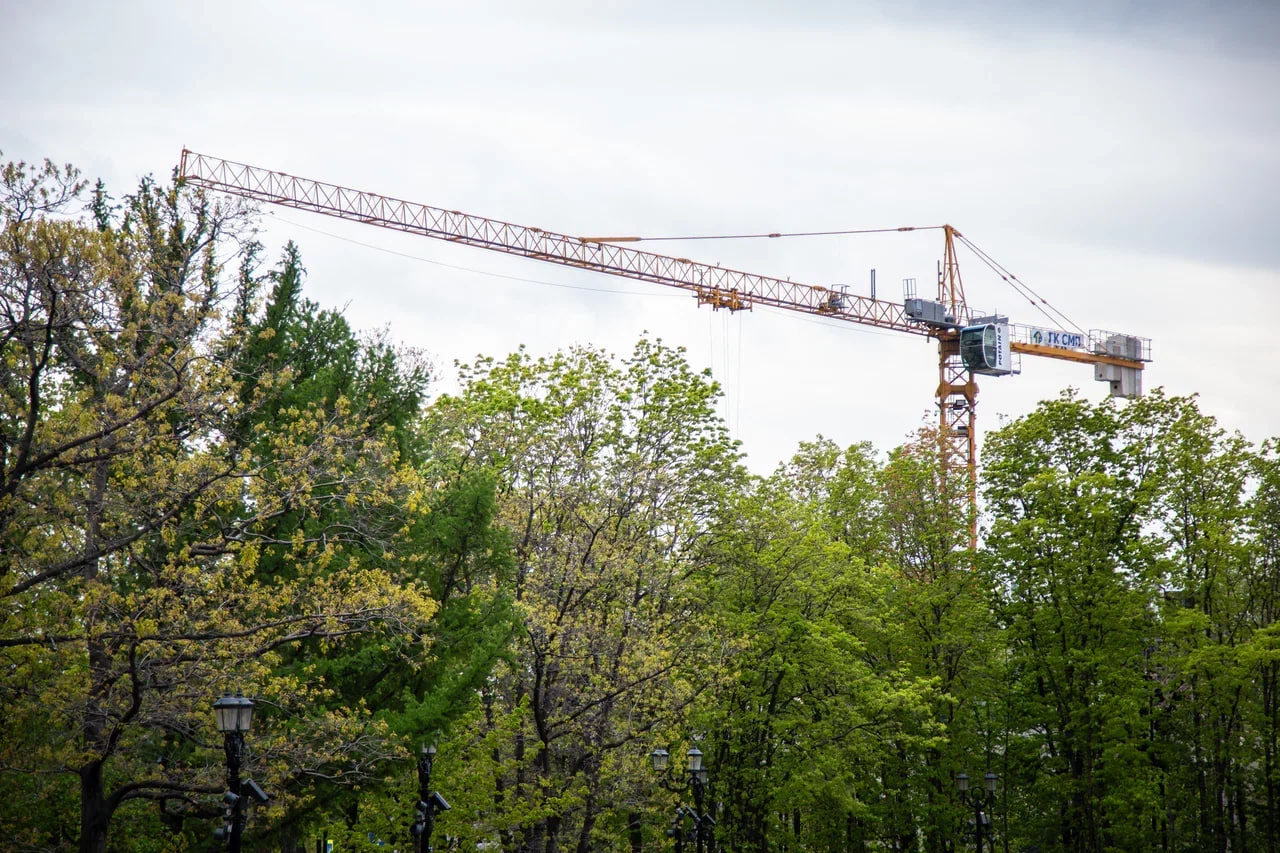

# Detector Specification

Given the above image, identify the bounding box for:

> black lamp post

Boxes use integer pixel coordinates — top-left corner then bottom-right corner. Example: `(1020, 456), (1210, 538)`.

(651, 746), (714, 853)
(411, 735), (450, 852)
(212, 694), (254, 852)
(956, 771), (998, 852)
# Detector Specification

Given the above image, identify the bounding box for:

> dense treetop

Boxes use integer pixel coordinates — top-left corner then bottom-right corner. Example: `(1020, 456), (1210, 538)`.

(2, 155), (1278, 852)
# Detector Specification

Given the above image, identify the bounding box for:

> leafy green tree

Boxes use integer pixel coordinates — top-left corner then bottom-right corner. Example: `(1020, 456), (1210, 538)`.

(982, 391), (1183, 851)
(168, 235), (516, 849)
(423, 339), (741, 853)
(857, 430), (997, 853)
(1141, 399), (1280, 851)
(1246, 439), (1280, 849)
(700, 438), (939, 853)
(0, 157), (436, 853)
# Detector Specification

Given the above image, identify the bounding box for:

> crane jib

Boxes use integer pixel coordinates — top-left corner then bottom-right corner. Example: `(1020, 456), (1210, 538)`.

(177, 150), (924, 336)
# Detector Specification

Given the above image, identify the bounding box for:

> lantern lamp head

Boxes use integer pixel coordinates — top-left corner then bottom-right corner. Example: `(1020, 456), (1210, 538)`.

(213, 694), (254, 734)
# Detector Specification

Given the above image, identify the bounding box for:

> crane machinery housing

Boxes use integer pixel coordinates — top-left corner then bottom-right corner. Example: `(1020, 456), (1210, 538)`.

(177, 149), (1151, 539)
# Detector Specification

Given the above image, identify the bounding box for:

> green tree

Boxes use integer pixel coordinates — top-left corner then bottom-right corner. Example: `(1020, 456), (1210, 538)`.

(701, 438), (939, 853)
(1246, 439), (1280, 849)
(423, 339), (740, 853)
(861, 430), (995, 853)
(1143, 399), (1280, 851)
(0, 158), (436, 853)
(230, 242), (518, 847)
(982, 391), (1176, 851)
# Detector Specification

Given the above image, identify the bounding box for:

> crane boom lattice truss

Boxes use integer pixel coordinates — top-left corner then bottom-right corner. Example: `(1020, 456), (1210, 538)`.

(178, 149), (1150, 543)
(178, 152), (923, 331)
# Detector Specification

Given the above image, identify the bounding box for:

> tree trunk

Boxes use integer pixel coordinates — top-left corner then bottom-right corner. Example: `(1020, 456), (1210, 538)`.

(79, 759), (109, 853)
(80, 457), (112, 853)
(1265, 664), (1278, 853)
(626, 811), (642, 853)
(544, 813), (560, 853)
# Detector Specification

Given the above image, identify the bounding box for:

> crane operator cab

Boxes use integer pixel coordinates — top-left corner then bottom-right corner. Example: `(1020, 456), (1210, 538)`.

(960, 322), (1014, 375)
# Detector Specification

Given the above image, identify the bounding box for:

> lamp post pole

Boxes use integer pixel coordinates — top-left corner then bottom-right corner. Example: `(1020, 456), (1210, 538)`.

(224, 729), (245, 853)
(956, 771), (998, 852)
(414, 742), (436, 853)
(651, 747), (713, 853)
(411, 736), (450, 852)
(212, 694), (255, 853)
(691, 763), (707, 853)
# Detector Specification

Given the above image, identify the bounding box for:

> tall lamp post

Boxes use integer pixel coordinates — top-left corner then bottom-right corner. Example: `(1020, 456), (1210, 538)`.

(956, 771), (999, 853)
(411, 736), (450, 852)
(212, 694), (255, 853)
(651, 747), (714, 853)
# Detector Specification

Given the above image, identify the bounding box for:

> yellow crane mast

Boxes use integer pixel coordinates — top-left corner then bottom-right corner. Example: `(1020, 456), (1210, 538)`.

(177, 149), (1151, 540)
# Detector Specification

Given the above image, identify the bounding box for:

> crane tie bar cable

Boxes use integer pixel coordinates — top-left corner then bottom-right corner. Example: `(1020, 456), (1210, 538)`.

(580, 225), (945, 243)
(954, 233), (1085, 336)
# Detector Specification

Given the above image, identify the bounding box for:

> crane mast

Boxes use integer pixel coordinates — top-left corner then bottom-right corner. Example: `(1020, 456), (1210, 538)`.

(178, 150), (1150, 541)
(935, 226), (978, 525)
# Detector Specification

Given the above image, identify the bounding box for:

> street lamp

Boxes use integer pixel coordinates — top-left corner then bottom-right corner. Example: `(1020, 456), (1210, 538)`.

(650, 746), (715, 853)
(411, 734), (451, 852)
(956, 771), (999, 852)
(212, 694), (255, 852)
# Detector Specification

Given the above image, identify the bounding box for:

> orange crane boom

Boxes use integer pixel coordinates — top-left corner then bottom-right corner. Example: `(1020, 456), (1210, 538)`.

(177, 149), (1150, 541)
(177, 150), (923, 332)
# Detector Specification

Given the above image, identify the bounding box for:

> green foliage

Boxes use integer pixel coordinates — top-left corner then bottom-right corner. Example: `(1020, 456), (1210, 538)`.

(0, 155), (500, 853)
(191, 235), (515, 846)
(983, 391), (1280, 852)
(701, 438), (942, 852)
(7, 151), (1280, 853)
(420, 338), (743, 852)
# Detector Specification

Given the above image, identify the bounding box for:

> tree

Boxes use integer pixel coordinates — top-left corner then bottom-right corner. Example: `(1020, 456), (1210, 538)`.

(860, 432), (998, 850)
(224, 241), (517, 846)
(1142, 398), (1279, 851)
(700, 438), (939, 853)
(0, 157), (436, 853)
(1246, 439), (1280, 849)
(982, 391), (1177, 851)
(423, 339), (741, 853)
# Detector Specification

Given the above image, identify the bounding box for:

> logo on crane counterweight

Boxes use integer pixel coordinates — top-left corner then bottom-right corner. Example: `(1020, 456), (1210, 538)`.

(1029, 327), (1083, 349)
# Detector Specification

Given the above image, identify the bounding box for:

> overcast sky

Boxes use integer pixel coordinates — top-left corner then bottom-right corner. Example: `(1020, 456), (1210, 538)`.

(4, 0), (1278, 472)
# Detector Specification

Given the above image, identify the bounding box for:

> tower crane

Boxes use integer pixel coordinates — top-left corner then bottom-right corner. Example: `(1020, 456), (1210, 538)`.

(177, 150), (1151, 539)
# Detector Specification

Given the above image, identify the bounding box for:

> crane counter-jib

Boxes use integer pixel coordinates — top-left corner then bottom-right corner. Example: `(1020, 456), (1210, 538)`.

(176, 149), (928, 338)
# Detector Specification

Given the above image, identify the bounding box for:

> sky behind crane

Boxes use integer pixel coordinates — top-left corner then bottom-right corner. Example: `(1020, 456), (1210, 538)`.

(4, 0), (1277, 472)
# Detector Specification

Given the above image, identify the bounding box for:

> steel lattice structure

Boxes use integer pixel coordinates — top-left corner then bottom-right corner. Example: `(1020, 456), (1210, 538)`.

(179, 150), (924, 335)
(178, 149), (1150, 545)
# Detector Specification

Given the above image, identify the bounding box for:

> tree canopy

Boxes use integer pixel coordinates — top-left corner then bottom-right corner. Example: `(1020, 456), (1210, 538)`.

(3, 153), (1279, 853)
